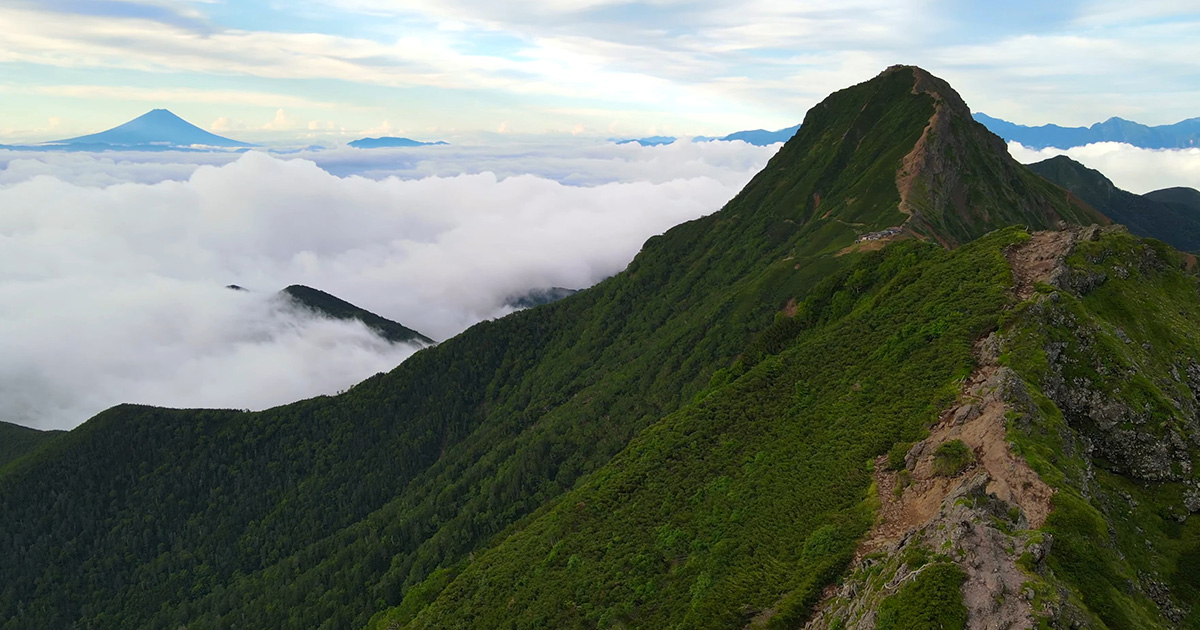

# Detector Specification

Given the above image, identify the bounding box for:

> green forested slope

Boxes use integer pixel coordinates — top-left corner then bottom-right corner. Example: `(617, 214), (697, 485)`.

(1029, 155), (1200, 252)
(389, 231), (1017, 630)
(0, 66), (1137, 630)
(389, 228), (1200, 630)
(1145, 186), (1200, 213)
(0, 421), (62, 468)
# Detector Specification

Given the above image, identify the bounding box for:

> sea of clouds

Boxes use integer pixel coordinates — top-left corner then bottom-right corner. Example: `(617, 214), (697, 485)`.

(6, 138), (1200, 430)
(0, 139), (777, 429)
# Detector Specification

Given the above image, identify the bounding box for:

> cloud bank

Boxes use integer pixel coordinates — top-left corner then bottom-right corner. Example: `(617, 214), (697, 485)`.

(1008, 141), (1200, 194)
(0, 141), (775, 429)
(0, 138), (773, 187)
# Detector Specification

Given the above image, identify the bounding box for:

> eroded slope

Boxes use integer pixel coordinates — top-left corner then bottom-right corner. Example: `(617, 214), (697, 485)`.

(810, 226), (1200, 629)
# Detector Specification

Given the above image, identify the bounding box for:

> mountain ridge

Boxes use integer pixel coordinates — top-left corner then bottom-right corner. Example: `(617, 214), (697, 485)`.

(1028, 155), (1200, 252)
(0, 421), (64, 469)
(614, 123), (801, 147)
(348, 137), (449, 148)
(281, 284), (434, 345)
(1, 66), (1197, 630)
(975, 112), (1200, 149)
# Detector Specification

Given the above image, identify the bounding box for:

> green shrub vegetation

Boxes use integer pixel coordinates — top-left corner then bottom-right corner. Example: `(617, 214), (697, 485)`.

(886, 440), (914, 471)
(999, 229), (1200, 628)
(931, 440), (974, 477)
(875, 563), (968, 630)
(390, 231), (1017, 629)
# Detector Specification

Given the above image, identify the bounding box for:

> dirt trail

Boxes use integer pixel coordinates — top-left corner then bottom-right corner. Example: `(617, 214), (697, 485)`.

(805, 230), (1082, 630)
(857, 336), (1054, 561)
(1007, 230), (1077, 300)
(857, 227), (1075, 554)
(827, 335), (1053, 630)
(895, 68), (954, 221)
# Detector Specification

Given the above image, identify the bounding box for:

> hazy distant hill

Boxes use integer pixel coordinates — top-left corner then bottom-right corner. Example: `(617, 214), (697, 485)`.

(281, 284), (433, 345)
(1145, 186), (1200, 215)
(975, 112), (1200, 149)
(505, 287), (579, 310)
(348, 137), (449, 148)
(615, 123), (802, 147)
(46, 109), (254, 149)
(1029, 155), (1200, 251)
(614, 135), (681, 147)
(719, 123), (801, 145)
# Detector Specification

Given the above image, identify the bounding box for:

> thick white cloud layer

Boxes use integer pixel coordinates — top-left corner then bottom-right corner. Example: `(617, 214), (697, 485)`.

(0, 141), (775, 429)
(0, 150), (241, 186)
(1008, 141), (1200, 194)
(0, 139), (772, 187)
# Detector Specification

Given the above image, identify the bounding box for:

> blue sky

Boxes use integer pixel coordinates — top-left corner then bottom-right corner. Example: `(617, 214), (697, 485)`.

(2, 0), (1199, 143)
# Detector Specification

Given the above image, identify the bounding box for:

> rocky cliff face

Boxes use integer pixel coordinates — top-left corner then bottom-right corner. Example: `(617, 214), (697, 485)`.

(1033, 229), (1200, 484)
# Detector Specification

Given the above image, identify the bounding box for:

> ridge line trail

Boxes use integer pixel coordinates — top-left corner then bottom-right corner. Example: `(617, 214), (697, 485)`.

(1007, 229), (1078, 300)
(858, 229), (1077, 557)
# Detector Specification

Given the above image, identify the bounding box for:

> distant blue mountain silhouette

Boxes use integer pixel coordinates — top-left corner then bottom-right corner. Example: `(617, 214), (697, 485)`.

(718, 124), (801, 145)
(47, 109), (253, 148)
(613, 123), (801, 147)
(348, 137), (449, 148)
(614, 135), (681, 147)
(974, 113), (1200, 149)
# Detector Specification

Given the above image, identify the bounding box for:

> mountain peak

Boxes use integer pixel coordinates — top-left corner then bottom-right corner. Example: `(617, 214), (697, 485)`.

(50, 109), (253, 148)
(142, 108), (184, 119)
(758, 65), (1104, 248)
(907, 65), (972, 114)
(280, 284), (433, 345)
(876, 65), (1102, 244)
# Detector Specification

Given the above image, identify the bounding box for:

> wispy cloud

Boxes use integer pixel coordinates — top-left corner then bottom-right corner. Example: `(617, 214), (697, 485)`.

(5, 0), (1198, 136)
(15, 84), (350, 110)
(15, 0), (213, 31)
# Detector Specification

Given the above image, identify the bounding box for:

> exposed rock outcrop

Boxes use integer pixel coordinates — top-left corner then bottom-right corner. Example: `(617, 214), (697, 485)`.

(806, 229), (1100, 630)
(1021, 228), (1200, 482)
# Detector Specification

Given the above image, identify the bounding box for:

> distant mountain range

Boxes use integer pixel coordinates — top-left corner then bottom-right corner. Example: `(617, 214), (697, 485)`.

(975, 112), (1200, 149)
(5, 107), (1199, 153)
(615, 123), (802, 147)
(348, 137), (449, 148)
(615, 135), (680, 147)
(719, 124), (803, 145)
(1029, 155), (1200, 251)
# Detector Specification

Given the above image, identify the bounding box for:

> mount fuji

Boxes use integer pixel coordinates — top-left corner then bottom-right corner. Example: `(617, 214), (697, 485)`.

(44, 109), (254, 150)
